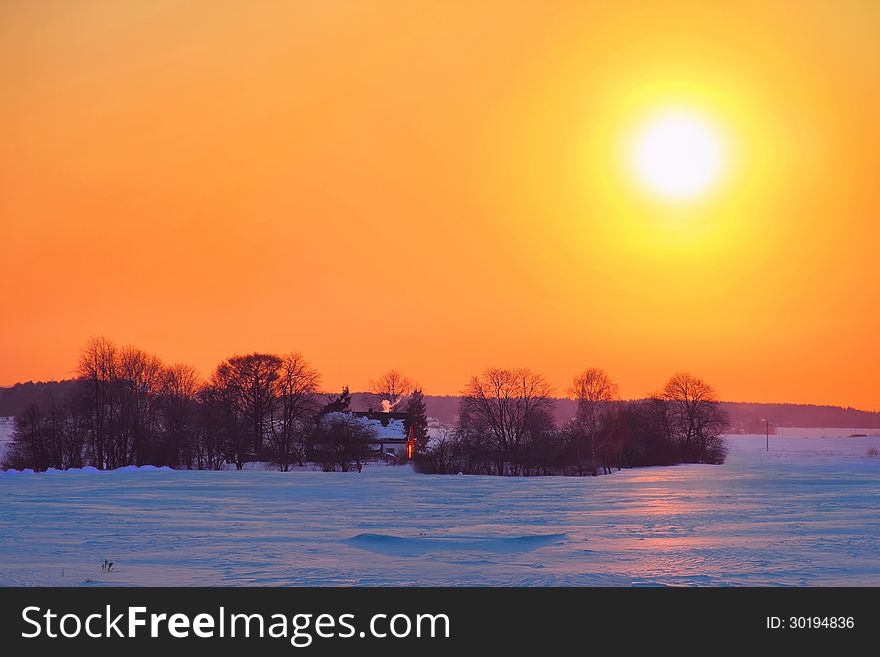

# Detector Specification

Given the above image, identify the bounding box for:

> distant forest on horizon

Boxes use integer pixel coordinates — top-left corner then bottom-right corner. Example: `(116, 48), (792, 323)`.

(3, 379), (879, 432)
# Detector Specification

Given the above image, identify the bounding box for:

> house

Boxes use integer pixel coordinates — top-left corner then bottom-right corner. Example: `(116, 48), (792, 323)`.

(351, 410), (415, 461)
(317, 410), (415, 463)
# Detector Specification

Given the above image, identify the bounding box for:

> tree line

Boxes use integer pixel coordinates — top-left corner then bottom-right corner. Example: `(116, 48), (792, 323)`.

(413, 367), (728, 476)
(4, 338), (429, 472)
(3, 339), (727, 476)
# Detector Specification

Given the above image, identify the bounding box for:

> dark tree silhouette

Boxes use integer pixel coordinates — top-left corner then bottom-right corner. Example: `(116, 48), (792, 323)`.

(210, 353), (282, 461)
(270, 352), (320, 471)
(568, 368), (619, 473)
(459, 367), (555, 475)
(76, 337), (118, 470)
(403, 388), (429, 453)
(658, 372), (728, 463)
(116, 346), (165, 466)
(160, 364), (201, 467)
(320, 386), (352, 415)
(195, 383), (236, 470)
(311, 413), (375, 472)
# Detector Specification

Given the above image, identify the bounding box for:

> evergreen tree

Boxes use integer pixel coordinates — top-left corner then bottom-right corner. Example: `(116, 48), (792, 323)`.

(404, 388), (429, 452)
(320, 386), (352, 415)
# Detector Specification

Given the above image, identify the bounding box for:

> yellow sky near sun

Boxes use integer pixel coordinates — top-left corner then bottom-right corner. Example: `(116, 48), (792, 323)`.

(1, 0), (878, 409)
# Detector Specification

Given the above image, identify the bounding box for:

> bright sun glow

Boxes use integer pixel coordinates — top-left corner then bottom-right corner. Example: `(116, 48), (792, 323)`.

(630, 111), (725, 200)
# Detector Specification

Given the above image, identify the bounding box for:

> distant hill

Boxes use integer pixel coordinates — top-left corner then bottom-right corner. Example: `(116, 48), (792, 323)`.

(300, 390), (880, 431)
(715, 401), (880, 433)
(3, 382), (879, 431)
(363, 394), (880, 432)
(0, 380), (81, 417)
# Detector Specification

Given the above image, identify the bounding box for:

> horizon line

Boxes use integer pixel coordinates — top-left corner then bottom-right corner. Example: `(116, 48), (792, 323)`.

(1, 377), (878, 415)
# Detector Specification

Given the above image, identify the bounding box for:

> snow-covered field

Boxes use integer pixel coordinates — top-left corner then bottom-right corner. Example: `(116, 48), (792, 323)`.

(1, 434), (879, 586)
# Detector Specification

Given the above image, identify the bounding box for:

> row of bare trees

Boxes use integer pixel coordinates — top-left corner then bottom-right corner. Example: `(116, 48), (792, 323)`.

(414, 368), (728, 476)
(203, 351), (322, 470)
(4, 339), (427, 472)
(5, 339), (726, 476)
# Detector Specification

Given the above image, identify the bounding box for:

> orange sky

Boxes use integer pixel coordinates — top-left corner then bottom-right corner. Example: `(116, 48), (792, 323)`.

(1, 1), (878, 409)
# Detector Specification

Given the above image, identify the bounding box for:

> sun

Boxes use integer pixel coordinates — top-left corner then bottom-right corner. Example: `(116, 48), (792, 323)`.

(629, 110), (725, 201)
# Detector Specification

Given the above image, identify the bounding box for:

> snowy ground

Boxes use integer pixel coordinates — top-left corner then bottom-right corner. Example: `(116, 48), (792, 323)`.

(1, 434), (879, 586)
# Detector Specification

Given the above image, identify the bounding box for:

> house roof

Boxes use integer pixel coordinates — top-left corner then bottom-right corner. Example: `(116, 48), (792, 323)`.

(321, 411), (409, 442)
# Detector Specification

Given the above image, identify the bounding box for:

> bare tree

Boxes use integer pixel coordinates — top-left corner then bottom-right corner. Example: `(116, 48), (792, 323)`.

(370, 369), (415, 408)
(6, 395), (85, 471)
(568, 368), (619, 473)
(211, 353), (282, 462)
(117, 346), (165, 466)
(5, 405), (49, 471)
(196, 383), (235, 470)
(74, 338), (177, 469)
(270, 352), (321, 471)
(658, 372), (728, 463)
(76, 337), (118, 469)
(459, 367), (554, 475)
(161, 363), (202, 467)
(46, 391), (85, 469)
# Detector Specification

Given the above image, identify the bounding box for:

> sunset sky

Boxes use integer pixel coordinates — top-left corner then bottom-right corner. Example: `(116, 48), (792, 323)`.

(2, 1), (878, 409)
